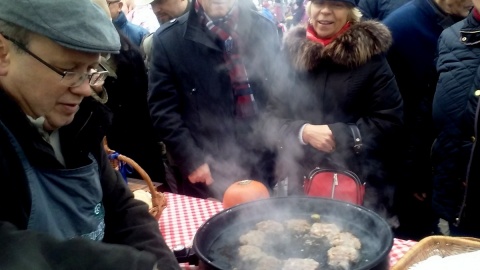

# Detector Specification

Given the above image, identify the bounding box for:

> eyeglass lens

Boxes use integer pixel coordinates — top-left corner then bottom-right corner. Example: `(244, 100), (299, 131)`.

(61, 71), (108, 88)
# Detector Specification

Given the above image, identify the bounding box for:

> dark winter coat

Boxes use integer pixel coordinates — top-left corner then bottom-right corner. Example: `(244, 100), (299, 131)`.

(148, 0), (280, 199)
(383, 0), (463, 193)
(460, 94), (480, 236)
(0, 90), (179, 270)
(279, 21), (403, 220)
(358, 0), (410, 20)
(432, 12), (480, 226)
(104, 31), (165, 184)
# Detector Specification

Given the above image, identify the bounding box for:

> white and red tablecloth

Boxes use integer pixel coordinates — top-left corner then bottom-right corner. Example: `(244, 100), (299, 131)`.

(158, 192), (418, 268)
(159, 192), (224, 249)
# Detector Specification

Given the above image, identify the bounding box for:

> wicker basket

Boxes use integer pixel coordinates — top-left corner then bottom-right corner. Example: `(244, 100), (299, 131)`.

(103, 137), (167, 220)
(392, 236), (480, 270)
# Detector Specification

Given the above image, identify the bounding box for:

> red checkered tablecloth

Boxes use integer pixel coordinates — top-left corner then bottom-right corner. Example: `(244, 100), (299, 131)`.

(390, 238), (418, 266)
(158, 192), (418, 269)
(159, 192), (224, 249)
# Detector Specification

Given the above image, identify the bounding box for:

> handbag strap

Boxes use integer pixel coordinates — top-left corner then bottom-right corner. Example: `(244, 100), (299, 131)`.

(348, 124), (362, 154)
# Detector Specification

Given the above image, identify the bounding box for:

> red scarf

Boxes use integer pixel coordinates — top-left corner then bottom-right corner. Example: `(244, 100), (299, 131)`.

(474, 8), (480, 22)
(306, 22), (351, 46)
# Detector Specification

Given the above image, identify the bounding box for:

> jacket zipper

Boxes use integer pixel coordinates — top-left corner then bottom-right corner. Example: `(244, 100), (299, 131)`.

(456, 96), (480, 226)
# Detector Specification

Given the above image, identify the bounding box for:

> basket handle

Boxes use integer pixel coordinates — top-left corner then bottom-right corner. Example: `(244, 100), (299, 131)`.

(116, 154), (166, 219)
(102, 137), (166, 220)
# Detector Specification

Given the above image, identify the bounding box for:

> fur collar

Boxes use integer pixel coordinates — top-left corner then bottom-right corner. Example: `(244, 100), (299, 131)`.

(283, 21), (392, 71)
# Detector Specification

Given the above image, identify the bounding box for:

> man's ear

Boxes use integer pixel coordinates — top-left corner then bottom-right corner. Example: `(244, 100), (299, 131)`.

(118, 1), (124, 10)
(0, 35), (11, 76)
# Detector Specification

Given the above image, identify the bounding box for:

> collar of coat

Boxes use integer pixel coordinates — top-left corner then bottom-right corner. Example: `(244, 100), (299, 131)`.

(460, 10), (480, 46)
(283, 21), (392, 71)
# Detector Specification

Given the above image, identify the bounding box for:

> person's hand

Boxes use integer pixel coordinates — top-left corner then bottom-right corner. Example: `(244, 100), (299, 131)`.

(302, 124), (336, 153)
(188, 163), (214, 185)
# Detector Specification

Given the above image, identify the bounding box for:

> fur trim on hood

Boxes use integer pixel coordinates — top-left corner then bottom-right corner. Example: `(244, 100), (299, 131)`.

(283, 21), (392, 71)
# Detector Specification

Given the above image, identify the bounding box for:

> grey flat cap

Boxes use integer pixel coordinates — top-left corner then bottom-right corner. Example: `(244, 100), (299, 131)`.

(0, 0), (120, 54)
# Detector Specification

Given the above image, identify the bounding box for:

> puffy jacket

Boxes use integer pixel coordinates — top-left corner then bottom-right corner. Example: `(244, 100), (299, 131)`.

(432, 12), (480, 224)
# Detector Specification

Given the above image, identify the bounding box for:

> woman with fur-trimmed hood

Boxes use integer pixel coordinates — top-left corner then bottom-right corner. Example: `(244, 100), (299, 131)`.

(276, 0), (403, 225)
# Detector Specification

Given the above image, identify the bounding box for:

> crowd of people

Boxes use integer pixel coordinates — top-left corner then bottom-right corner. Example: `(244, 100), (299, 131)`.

(1, 0), (480, 269)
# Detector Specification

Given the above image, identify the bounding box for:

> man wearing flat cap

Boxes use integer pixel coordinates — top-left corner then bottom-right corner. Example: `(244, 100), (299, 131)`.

(148, 0), (281, 199)
(0, 0), (179, 269)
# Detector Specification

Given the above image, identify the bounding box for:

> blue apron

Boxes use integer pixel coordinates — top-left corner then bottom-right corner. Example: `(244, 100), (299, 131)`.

(0, 120), (105, 241)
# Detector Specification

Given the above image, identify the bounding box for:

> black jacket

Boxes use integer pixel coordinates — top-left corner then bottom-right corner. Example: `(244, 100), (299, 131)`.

(432, 12), (480, 225)
(279, 22), (403, 220)
(148, 1), (280, 198)
(459, 95), (480, 236)
(384, 0), (464, 194)
(104, 31), (165, 184)
(0, 90), (179, 270)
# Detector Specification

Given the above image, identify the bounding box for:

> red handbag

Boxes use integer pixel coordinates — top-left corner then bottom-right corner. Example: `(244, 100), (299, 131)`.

(304, 168), (365, 205)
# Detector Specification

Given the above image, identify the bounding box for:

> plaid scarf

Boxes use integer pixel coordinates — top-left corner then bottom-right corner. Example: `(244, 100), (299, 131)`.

(195, 0), (257, 118)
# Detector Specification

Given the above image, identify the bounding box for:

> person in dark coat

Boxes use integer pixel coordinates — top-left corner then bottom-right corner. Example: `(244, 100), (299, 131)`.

(142, 0), (192, 68)
(383, 0), (471, 240)
(432, 1), (480, 237)
(277, 0), (403, 226)
(149, 0), (192, 24)
(95, 21), (167, 187)
(91, 0), (166, 186)
(460, 86), (480, 237)
(357, 0), (410, 20)
(0, 0), (179, 269)
(148, 0), (280, 199)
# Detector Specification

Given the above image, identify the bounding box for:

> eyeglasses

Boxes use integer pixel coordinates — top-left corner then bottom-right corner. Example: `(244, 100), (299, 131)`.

(107, 0), (121, 6)
(2, 34), (109, 88)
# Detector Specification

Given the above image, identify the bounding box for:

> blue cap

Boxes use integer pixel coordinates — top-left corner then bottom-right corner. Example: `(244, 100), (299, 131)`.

(0, 0), (121, 54)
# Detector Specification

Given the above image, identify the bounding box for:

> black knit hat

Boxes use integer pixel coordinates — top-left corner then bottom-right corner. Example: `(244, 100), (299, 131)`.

(309, 0), (357, 7)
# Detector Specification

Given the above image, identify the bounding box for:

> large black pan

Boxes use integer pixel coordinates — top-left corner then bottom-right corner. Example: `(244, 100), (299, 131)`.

(193, 196), (393, 270)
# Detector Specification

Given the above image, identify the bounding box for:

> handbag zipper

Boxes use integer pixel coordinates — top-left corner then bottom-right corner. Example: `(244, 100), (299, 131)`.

(331, 173), (338, 199)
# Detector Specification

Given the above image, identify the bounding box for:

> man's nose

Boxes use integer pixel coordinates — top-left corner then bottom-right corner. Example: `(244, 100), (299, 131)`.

(71, 79), (93, 97)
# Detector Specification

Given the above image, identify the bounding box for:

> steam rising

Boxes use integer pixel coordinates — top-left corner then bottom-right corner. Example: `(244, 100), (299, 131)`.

(155, 0), (399, 248)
